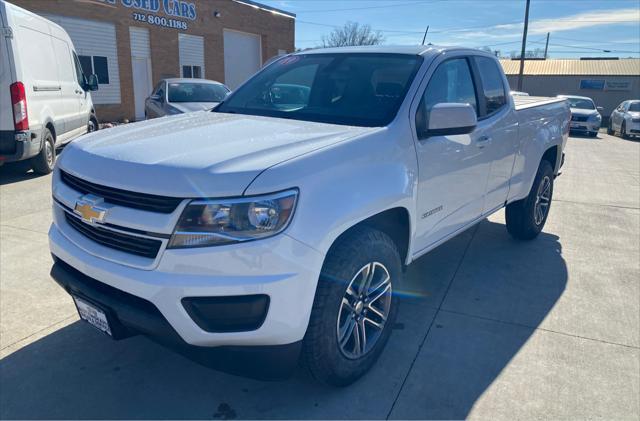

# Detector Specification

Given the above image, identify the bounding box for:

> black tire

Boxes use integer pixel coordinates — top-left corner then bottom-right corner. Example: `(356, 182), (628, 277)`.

(88, 115), (98, 133)
(30, 128), (56, 175)
(621, 121), (630, 139)
(505, 160), (554, 240)
(607, 121), (614, 135)
(303, 226), (401, 386)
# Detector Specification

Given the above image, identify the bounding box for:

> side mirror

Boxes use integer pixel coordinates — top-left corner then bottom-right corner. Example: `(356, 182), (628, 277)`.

(424, 103), (477, 137)
(87, 74), (99, 91)
(596, 106), (604, 112)
(149, 94), (162, 102)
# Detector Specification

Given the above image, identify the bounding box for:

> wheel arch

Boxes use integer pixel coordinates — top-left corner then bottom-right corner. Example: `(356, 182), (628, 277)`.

(325, 207), (412, 267)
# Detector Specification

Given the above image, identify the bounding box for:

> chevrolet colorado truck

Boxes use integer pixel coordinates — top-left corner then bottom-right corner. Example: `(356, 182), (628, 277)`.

(49, 45), (569, 386)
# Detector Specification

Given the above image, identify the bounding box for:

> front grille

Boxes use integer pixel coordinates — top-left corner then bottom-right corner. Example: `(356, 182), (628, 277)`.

(65, 212), (162, 259)
(60, 170), (183, 213)
(571, 115), (588, 122)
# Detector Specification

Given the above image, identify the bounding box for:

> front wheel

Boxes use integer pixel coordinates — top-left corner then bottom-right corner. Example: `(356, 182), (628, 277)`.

(303, 226), (401, 386)
(505, 160), (554, 240)
(88, 116), (98, 133)
(621, 122), (630, 139)
(607, 121), (614, 135)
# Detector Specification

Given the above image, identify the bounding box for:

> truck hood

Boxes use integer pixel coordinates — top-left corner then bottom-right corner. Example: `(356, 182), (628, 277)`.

(58, 111), (377, 197)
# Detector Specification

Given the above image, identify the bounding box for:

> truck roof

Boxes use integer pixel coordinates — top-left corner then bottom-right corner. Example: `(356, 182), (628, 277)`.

(298, 44), (467, 57)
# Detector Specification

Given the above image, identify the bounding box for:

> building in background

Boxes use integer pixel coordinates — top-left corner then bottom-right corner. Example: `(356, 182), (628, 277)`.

(500, 59), (640, 119)
(11, 0), (295, 122)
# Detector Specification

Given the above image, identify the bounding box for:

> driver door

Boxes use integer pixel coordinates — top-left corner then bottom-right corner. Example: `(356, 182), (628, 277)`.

(411, 56), (491, 254)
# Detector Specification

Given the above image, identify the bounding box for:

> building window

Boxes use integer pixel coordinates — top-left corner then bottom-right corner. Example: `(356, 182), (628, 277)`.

(182, 65), (202, 78)
(78, 55), (110, 84)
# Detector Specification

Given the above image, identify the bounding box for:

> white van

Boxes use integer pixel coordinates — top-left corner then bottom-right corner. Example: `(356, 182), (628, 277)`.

(0, 0), (98, 174)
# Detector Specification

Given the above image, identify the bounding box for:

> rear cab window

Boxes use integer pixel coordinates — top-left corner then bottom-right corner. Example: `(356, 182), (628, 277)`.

(473, 56), (507, 118)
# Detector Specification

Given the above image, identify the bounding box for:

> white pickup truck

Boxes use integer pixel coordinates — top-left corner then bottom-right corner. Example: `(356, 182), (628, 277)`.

(49, 45), (569, 385)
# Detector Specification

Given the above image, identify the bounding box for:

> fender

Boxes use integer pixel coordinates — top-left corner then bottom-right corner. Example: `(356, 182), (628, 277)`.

(507, 100), (569, 203)
(244, 126), (419, 261)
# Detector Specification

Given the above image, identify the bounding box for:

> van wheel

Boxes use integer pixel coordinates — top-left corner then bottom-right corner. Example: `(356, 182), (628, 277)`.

(505, 160), (554, 240)
(303, 226), (400, 386)
(88, 116), (98, 133)
(31, 128), (56, 175)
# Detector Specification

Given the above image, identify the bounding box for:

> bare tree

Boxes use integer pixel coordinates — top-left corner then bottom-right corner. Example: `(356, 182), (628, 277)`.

(321, 22), (385, 48)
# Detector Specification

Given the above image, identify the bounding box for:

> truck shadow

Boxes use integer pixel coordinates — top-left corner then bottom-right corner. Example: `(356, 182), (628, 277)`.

(0, 161), (39, 185)
(0, 218), (567, 419)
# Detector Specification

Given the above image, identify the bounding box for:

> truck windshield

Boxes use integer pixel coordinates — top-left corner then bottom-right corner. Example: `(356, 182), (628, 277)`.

(565, 97), (595, 110)
(215, 53), (423, 127)
(168, 83), (229, 103)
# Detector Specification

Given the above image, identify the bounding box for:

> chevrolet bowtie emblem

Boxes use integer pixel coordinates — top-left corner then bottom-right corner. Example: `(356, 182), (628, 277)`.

(74, 194), (107, 224)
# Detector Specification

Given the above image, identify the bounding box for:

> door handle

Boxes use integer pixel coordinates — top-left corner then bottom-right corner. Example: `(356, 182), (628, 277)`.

(75, 89), (83, 94)
(476, 135), (492, 148)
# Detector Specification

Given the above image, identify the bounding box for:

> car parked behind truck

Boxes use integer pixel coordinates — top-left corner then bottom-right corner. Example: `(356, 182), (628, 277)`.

(608, 99), (640, 139)
(49, 45), (570, 386)
(0, 0), (98, 174)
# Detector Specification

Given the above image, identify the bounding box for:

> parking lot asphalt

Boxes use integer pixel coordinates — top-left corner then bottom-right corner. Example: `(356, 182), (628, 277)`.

(0, 132), (638, 420)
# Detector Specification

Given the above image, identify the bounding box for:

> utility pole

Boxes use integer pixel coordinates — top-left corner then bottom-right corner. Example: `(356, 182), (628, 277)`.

(421, 26), (429, 45)
(544, 32), (550, 59)
(517, 0), (531, 91)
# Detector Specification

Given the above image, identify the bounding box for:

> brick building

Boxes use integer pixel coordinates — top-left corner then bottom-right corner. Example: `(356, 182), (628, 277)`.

(10, 0), (295, 122)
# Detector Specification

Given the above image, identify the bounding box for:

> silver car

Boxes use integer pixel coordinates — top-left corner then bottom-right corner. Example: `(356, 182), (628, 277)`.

(558, 95), (603, 137)
(145, 78), (230, 119)
(608, 100), (640, 139)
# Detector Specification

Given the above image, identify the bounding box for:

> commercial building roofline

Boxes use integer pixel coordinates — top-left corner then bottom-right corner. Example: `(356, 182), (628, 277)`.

(232, 0), (296, 18)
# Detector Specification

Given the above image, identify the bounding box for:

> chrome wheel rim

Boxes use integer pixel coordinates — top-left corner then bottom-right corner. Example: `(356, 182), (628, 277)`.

(534, 175), (551, 225)
(45, 138), (54, 168)
(88, 120), (96, 132)
(337, 262), (392, 359)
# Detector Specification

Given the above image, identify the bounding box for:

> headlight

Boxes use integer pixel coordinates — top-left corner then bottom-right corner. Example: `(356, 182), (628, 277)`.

(168, 189), (298, 248)
(589, 114), (602, 121)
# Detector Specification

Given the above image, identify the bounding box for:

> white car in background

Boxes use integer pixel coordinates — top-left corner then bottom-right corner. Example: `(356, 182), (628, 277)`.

(144, 78), (230, 119)
(558, 95), (603, 137)
(608, 100), (640, 139)
(0, 0), (99, 174)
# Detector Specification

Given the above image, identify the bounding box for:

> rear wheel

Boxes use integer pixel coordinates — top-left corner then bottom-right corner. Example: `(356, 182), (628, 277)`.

(303, 226), (400, 386)
(30, 128), (56, 175)
(505, 160), (554, 240)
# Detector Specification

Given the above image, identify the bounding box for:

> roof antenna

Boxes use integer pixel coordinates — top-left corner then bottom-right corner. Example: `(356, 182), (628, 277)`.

(421, 26), (429, 45)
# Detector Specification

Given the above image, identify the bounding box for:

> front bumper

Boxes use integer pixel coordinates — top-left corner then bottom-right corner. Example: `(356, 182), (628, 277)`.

(50, 257), (302, 379)
(569, 121), (600, 133)
(48, 220), (325, 348)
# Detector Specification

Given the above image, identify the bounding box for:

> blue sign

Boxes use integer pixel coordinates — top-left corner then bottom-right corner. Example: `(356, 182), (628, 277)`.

(579, 79), (605, 90)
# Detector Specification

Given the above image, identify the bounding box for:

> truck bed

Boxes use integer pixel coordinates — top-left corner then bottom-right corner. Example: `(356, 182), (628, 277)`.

(513, 95), (566, 111)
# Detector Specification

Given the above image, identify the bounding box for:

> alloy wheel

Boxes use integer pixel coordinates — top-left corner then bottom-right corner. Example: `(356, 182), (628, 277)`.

(337, 262), (392, 359)
(534, 175), (551, 225)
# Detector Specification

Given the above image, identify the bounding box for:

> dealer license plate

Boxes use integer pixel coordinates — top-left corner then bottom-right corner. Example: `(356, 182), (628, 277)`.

(74, 297), (112, 336)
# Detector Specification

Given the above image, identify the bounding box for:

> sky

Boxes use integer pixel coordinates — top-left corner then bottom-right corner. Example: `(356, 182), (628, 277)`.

(258, 0), (640, 58)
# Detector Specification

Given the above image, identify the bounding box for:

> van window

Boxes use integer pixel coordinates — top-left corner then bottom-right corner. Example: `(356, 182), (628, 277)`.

(415, 58), (477, 137)
(73, 52), (85, 86)
(474, 56), (507, 117)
